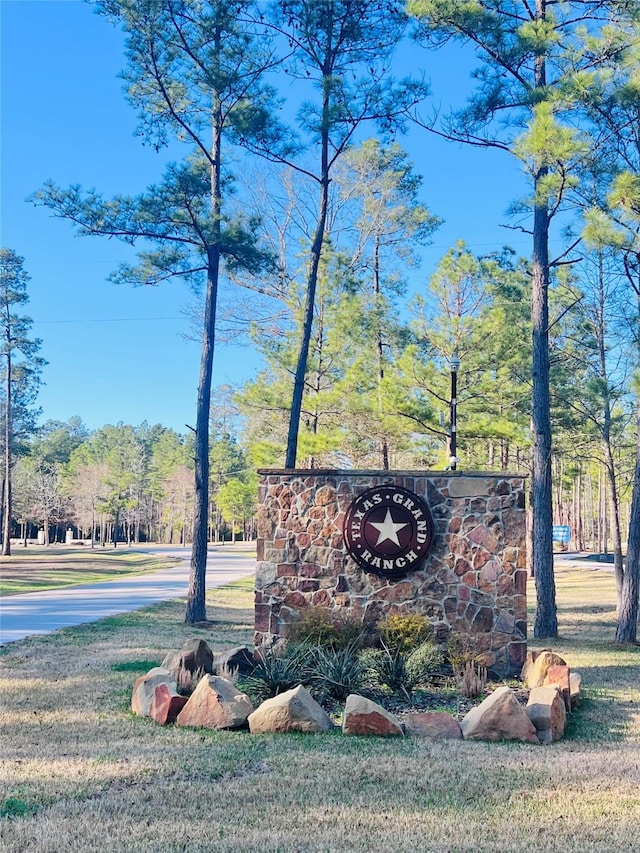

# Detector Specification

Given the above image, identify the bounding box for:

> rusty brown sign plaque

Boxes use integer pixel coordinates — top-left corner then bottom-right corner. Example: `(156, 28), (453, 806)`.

(343, 485), (435, 579)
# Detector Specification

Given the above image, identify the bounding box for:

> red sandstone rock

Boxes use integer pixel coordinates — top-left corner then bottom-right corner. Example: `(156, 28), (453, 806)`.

(403, 712), (462, 740)
(342, 695), (403, 737)
(149, 683), (188, 726)
(176, 676), (253, 730)
(523, 650), (567, 689)
(544, 664), (571, 711)
(131, 668), (177, 717)
(460, 686), (539, 743)
(468, 525), (499, 552)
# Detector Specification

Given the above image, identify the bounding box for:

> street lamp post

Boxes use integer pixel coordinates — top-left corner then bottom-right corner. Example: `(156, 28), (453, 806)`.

(449, 351), (460, 471)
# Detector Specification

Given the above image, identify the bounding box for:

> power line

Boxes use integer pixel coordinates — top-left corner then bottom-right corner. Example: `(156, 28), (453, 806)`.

(33, 316), (184, 326)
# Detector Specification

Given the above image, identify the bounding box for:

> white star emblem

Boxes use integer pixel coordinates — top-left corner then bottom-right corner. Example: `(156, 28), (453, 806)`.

(368, 508), (409, 547)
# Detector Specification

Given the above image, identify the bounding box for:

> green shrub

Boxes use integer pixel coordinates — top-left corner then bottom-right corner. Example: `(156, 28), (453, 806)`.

(306, 644), (365, 703)
(405, 641), (444, 686)
(376, 613), (433, 654)
(359, 640), (444, 701)
(239, 646), (310, 703)
(287, 606), (365, 650)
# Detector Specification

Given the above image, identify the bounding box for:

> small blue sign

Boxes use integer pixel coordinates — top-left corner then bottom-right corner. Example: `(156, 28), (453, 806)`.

(552, 525), (570, 543)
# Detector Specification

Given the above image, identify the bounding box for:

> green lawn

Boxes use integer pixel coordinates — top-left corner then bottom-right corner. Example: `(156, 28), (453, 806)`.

(0, 569), (639, 852)
(0, 546), (181, 596)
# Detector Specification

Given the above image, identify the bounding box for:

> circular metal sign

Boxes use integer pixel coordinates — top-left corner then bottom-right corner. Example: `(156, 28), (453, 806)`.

(343, 485), (435, 579)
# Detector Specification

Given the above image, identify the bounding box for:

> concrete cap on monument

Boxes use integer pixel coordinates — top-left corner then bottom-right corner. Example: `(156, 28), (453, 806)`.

(343, 485), (435, 579)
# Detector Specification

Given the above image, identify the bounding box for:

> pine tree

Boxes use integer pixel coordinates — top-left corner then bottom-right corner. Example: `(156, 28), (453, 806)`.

(267, 0), (427, 468)
(0, 250), (45, 556)
(32, 0), (281, 622)
(409, 0), (627, 637)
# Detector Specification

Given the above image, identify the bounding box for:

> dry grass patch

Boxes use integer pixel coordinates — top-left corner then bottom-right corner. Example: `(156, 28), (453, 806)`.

(1, 570), (640, 852)
(0, 546), (181, 596)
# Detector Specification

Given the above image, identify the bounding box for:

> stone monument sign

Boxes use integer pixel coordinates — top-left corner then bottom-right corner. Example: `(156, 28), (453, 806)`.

(255, 469), (527, 676)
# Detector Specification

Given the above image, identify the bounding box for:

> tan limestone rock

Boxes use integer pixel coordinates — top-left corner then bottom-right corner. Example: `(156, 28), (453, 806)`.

(520, 648), (547, 685)
(131, 667), (177, 717)
(403, 711), (462, 740)
(342, 694), (403, 737)
(526, 685), (566, 744)
(460, 686), (539, 743)
(248, 685), (334, 734)
(523, 650), (567, 689)
(570, 672), (582, 709)
(543, 664), (571, 711)
(149, 682), (188, 726)
(176, 676), (253, 730)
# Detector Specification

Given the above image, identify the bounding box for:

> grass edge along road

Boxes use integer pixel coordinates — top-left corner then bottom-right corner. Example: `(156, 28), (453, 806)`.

(0, 543), (255, 597)
(1, 568), (640, 852)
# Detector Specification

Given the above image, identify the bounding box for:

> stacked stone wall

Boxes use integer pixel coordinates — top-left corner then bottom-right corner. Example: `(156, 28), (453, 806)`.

(255, 470), (527, 676)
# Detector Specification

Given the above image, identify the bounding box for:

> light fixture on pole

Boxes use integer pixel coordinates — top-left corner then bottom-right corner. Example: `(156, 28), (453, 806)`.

(449, 351), (460, 471)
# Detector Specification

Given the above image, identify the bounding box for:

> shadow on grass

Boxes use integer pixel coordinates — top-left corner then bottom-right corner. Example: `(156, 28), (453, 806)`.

(558, 604), (616, 615)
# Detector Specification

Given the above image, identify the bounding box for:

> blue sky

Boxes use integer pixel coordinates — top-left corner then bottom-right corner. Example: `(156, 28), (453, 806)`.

(1, 0), (530, 434)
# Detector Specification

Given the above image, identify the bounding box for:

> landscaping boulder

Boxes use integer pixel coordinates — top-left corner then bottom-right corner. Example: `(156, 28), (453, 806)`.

(460, 686), (539, 743)
(522, 650), (567, 689)
(570, 672), (582, 709)
(247, 685), (334, 734)
(150, 682), (188, 726)
(131, 667), (178, 717)
(526, 685), (566, 744)
(214, 645), (256, 678)
(403, 711), (462, 740)
(543, 664), (571, 712)
(342, 695), (403, 737)
(176, 676), (253, 730)
(161, 638), (215, 679)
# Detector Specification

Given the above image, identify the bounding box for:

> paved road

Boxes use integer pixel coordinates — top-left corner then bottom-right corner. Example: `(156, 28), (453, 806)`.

(0, 544), (256, 646)
(554, 551), (616, 571)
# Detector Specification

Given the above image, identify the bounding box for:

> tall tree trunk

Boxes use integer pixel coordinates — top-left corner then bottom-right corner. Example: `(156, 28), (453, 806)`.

(373, 235), (389, 470)
(531, 2), (557, 638)
(616, 397), (640, 643)
(186, 243), (220, 623)
(186, 51), (224, 623)
(604, 447), (623, 589)
(2, 340), (11, 556)
(595, 248), (624, 593)
(616, 275), (640, 641)
(285, 60), (331, 469)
